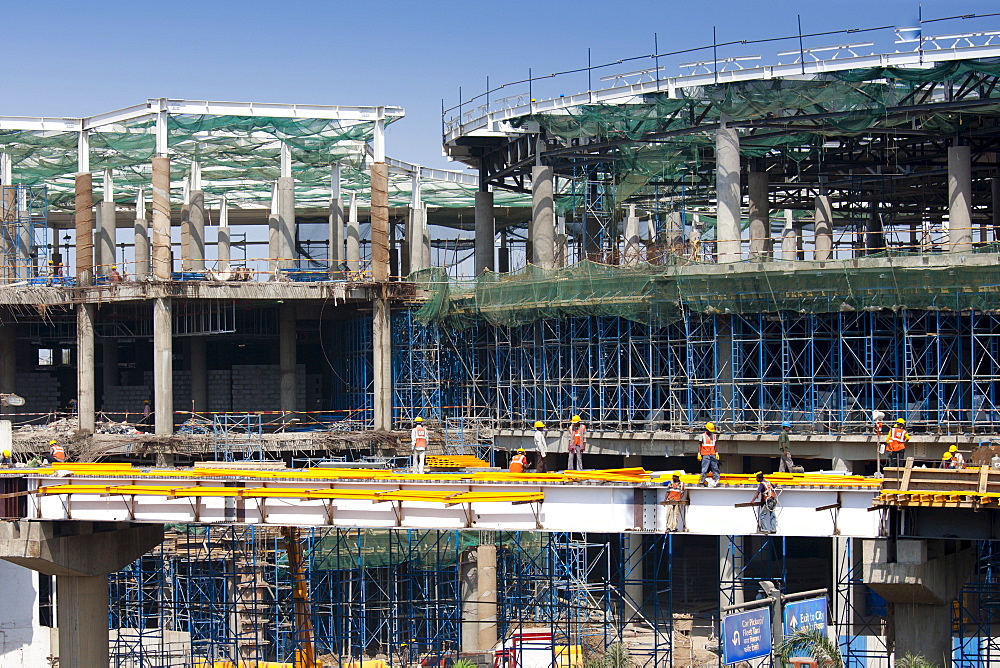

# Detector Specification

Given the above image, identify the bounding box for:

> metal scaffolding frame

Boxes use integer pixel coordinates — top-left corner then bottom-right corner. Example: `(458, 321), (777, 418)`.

(0, 184), (48, 283)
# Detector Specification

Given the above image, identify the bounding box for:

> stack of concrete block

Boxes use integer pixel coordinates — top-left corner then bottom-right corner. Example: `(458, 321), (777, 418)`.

(304, 374), (322, 410)
(231, 365), (309, 413)
(143, 370), (193, 414)
(15, 372), (60, 413)
(208, 370), (232, 412)
(102, 385), (151, 415)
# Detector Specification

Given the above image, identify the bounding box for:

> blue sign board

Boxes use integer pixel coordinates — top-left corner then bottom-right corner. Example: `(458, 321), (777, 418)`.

(783, 596), (828, 636)
(722, 607), (772, 665)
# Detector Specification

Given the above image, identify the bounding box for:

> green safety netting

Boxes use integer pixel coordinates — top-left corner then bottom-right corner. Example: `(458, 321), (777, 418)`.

(0, 112), (530, 212)
(413, 250), (1000, 330)
(512, 59), (1000, 216)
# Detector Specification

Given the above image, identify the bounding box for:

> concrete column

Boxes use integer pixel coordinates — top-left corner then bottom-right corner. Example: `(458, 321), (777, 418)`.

(134, 189), (149, 280)
(370, 162), (390, 282)
(0, 322), (15, 417)
(408, 206), (430, 274)
(77, 304), (95, 435)
(102, 339), (118, 397)
(75, 173), (94, 286)
(346, 193), (360, 272)
(814, 195), (833, 261)
(748, 171), (770, 257)
(329, 197), (344, 271)
(948, 144), (973, 252)
(188, 189), (206, 271)
(667, 211), (683, 251)
(93, 205), (105, 276)
(268, 183), (279, 274)
(57, 574), (109, 668)
(153, 297), (173, 435)
(992, 176), (999, 242)
(460, 549), (479, 652)
(530, 165), (555, 268)
(151, 157), (171, 280)
(372, 295), (391, 430)
(279, 303), (296, 414)
(715, 116), (742, 262)
(217, 196), (231, 274)
(865, 206), (885, 255)
(474, 191), (495, 274)
(476, 542), (498, 651)
(623, 204), (641, 265)
(278, 176), (295, 270)
(98, 201), (115, 277)
(190, 337), (207, 413)
(555, 214), (568, 267)
(781, 209), (798, 260)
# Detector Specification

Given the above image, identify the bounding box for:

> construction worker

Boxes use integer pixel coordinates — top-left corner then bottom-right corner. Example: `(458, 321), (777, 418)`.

(665, 471), (685, 531)
(0, 449), (10, 468)
(884, 418), (910, 468)
(778, 421), (795, 473)
(750, 472), (778, 533)
(43, 439), (66, 465)
(567, 415), (586, 471)
(948, 444), (965, 469)
(110, 265), (123, 283)
(509, 448), (528, 473)
(941, 451), (953, 468)
(411, 417), (428, 474)
(142, 399), (152, 426)
(697, 422), (719, 485)
(533, 421), (549, 473)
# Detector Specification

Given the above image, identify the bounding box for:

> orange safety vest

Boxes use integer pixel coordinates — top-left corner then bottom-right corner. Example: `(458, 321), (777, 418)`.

(412, 426), (427, 450)
(569, 424), (586, 450)
(760, 480), (776, 501)
(699, 433), (717, 457)
(509, 453), (527, 473)
(886, 427), (908, 452)
(667, 481), (684, 502)
(50, 443), (66, 460)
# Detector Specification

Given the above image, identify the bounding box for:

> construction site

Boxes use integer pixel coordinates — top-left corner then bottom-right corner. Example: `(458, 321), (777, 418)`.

(2, 13), (1000, 668)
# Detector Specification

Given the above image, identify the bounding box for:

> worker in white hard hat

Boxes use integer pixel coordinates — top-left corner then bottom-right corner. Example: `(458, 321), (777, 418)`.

(411, 417), (428, 474)
(567, 415), (586, 471)
(509, 448), (528, 474)
(884, 418), (910, 469)
(698, 422), (720, 485)
(532, 421), (549, 473)
(665, 471), (685, 532)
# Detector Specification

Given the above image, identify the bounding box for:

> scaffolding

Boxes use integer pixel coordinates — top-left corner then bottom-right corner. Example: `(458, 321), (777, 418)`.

(0, 184), (48, 283)
(213, 414), (265, 461)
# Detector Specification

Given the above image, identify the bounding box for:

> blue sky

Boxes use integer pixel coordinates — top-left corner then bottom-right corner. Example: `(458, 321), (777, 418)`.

(4, 1), (998, 171)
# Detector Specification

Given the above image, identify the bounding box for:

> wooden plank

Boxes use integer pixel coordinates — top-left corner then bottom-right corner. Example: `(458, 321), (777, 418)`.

(900, 458), (914, 492)
(980, 466), (991, 495)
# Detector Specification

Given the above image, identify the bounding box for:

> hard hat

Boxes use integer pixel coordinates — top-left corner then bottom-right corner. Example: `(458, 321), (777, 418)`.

(872, 410), (885, 422)
(943, 453), (952, 460)
(673, 470), (682, 477)
(705, 422), (716, 432)
(49, 440), (56, 445)
(949, 445), (958, 452)
(781, 421), (791, 428)
(2, 450), (9, 457)
(534, 421), (545, 428)
(414, 417), (423, 422)
(571, 415), (581, 423)
(896, 418), (906, 425)
(517, 448), (525, 452)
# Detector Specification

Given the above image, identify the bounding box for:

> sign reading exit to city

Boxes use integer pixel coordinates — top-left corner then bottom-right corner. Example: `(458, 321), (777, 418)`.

(722, 607), (772, 664)
(784, 596), (829, 636)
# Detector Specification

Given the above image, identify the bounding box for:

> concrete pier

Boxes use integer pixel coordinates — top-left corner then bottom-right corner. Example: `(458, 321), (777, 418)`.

(151, 157), (171, 280)
(372, 294), (391, 431)
(530, 165), (555, 268)
(277, 176), (295, 270)
(97, 198), (115, 276)
(781, 209), (799, 260)
(75, 173), (93, 286)
(279, 303), (296, 414)
(188, 189), (206, 271)
(77, 304), (96, 435)
(715, 116), (741, 262)
(409, 205), (430, 274)
(474, 190), (495, 274)
(948, 144), (973, 251)
(814, 195), (833, 260)
(748, 171), (770, 257)
(329, 194), (344, 273)
(370, 163), (390, 282)
(153, 297), (173, 435)
(476, 543), (498, 652)
(346, 193), (360, 272)
(623, 204), (641, 265)
(217, 196), (231, 274)
(134, 189), (149, 279)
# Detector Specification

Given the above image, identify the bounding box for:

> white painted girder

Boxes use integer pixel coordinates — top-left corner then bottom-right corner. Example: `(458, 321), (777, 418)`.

(25, 476), (882, 537)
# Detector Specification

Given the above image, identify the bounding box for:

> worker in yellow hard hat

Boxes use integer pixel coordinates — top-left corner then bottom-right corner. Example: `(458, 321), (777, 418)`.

(698, 422), (719, 485)
(0, 449), (10, 468)
(509, 448), (528, 474)
(665, 471), (685, 531)
(567, 415), (586, 471)
(533, 420), (548, 473)
(884, 418), (910, 469)
(946, 444), (965, 470)
(43, 439), (66, 465)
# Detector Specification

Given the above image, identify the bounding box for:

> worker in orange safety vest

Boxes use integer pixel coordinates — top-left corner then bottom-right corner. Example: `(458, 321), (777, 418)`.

(697, 422), (719, 485)
(44, 440), (66, 465)
(411, 417), (428, 474)
(665, 471), (685, 531)
(567, 415), (586, 471)
(509, 448), (528, 473)
(884, 418), (910, 469)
